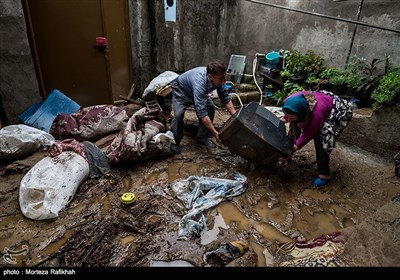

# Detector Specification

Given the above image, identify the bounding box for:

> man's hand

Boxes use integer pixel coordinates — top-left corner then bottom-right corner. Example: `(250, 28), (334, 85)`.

(214, 133), (222, 144)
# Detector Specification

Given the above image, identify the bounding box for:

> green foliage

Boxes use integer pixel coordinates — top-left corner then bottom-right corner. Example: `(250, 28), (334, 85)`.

(270, 90), (288, 106)
(303, 50), (326, 76)
(306, 74), (321, 84)
(371, 70), (400, 110)
(285, 49), (325, 77)
(283, 80), (305, 94)
(345, 73), (364, 90)
(345, 55), (366, 74)
(319, 67), (340, 79)
(329, 74), (347, 86)
(270, 81), (305, 106)
(280, 69), (291, 80)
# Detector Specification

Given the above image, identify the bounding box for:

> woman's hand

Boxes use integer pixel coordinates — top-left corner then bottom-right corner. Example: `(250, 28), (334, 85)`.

(278, 145), (298, 165)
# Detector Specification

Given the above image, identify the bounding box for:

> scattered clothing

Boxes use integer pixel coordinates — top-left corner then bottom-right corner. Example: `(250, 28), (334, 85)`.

(171, 172), (247, 240)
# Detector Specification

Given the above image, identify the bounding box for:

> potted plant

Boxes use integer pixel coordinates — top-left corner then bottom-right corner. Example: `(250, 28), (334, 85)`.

(319, 67), (340, 91)
(285, 49), (326, 85)
(371, 70), (400, 110)
(270, 81), (305, 106)
(345, 73), (364, 96)
(330, 73), (347, 95)
(305, 74), (321, 91)
(357, 56), (387, 107)
(285, 50), (306, 82)
(303, 50), (326, 77)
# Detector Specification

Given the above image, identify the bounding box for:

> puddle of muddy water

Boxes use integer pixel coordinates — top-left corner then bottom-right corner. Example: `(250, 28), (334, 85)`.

(200, 213), (228, 245)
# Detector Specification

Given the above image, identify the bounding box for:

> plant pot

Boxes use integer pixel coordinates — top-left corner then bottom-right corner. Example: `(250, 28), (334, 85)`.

(346, 86), (356, 96)
(331, 84), (346, 95)
(306, 82), (318, 91)
(290, 75), (305, 84)
(318, 81), (331, 92)
(355, 89), (373, 108)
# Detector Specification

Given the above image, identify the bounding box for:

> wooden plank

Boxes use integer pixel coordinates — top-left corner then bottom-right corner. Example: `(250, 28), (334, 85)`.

(126, 82), (136, 99)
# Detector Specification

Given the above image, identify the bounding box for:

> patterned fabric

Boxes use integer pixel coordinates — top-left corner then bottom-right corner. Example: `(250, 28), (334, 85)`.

(50, 105), (128, 141)
(318, 91), (353, 153)
(47, 139), (87, 161)
(275, 232), (347, 267)
(105, 107), (166, 164)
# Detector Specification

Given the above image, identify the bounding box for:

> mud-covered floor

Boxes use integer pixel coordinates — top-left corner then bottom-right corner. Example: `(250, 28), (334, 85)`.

(0, 106), (399, 267)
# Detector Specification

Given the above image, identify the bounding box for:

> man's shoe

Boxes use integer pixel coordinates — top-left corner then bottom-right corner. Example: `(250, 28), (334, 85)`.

(197, 138), (216, 148)
(170, 143), (181, 154)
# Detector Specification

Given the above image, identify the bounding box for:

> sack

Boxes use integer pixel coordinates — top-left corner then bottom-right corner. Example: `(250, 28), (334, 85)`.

(0, 124), (54, 160)
(19, 151), (89, 220)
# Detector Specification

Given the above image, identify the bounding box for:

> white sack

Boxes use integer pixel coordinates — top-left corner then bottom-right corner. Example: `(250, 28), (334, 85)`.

(0, 124), (55, 160)
(19, 151), (89, 220)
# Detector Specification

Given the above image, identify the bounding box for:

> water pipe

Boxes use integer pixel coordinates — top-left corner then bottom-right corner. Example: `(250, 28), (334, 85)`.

(230, 92), (243, 108)
(253, 53), (265, 104)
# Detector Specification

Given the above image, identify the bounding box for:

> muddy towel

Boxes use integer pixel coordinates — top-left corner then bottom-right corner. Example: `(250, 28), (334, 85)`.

(170, 172), (247, 240)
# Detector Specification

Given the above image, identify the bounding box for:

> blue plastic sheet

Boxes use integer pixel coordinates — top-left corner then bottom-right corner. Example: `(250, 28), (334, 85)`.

(19, 89), (80, 133)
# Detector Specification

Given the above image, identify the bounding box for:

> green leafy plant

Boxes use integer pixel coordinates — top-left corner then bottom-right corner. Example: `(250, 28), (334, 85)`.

(270, 90), (288, 106)
(320, 67), (340, 79)
(285, 50), (306, 77)
(306, 75), (321, 84)
(280, 69), (291, 80)
(345, 73), (364, 90)
(371, 70), (400, 110)
(303, 50), (326, 77)
(330, 74), (347, 86)
(270, 81), (305, 106)
(345, 55), (366, 74)
(285, 49), (326, 79)
(283, 80), (305, 95)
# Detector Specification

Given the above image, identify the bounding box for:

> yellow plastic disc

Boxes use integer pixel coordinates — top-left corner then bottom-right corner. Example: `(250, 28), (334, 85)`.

(120, 193), (136, 204)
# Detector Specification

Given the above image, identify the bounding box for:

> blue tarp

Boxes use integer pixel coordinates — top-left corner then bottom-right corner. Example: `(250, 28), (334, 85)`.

(19, 89), (80, 133)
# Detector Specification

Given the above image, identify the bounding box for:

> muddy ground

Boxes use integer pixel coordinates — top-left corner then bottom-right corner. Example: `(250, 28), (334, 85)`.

(0, 104), (399, 268)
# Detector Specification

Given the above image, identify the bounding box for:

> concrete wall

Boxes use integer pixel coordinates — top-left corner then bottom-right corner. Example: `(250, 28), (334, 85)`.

(341, 104), (400, 159)
(130, 0), (400, 94)
(1, 0), (399, 123)
(0, 0), (41, 125)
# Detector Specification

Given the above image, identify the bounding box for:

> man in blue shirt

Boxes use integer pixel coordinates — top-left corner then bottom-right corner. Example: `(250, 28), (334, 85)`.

(170, 60), (236, 154)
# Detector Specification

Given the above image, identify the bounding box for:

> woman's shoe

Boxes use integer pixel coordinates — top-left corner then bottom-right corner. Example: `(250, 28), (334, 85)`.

(312, 176), (330, 187)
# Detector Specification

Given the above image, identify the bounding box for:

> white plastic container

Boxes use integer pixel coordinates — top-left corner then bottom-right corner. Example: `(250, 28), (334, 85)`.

(19, 151), (89, 220)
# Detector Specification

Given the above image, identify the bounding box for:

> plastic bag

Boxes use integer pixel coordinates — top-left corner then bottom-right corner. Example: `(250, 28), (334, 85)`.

(0, 124), (55, 160)
(19, 151), (89, 220)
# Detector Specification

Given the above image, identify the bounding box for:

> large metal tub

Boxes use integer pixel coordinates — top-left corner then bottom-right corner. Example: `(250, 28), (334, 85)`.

(219, 102), (293, 165)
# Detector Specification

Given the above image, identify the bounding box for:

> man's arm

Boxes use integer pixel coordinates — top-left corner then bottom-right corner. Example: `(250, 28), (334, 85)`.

(224, 100), (236, 115)
(200, 115), (221, 144)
